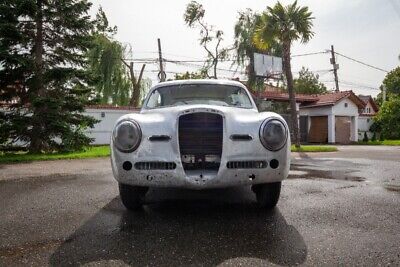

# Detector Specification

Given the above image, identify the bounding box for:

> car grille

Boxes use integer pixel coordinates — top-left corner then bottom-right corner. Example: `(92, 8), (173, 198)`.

(134, 162), (176, 170)
(178, 112), (223, 171)
(226, 161), (267, 169)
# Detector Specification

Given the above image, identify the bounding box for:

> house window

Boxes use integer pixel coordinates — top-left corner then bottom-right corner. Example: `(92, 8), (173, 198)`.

(101, 112), (105, 118)
(367, 119), (370, 123)
(344, 103), (348, 108)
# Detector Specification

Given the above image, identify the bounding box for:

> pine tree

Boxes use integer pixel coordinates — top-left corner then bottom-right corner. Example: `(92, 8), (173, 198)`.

(0, 0), (98, 153)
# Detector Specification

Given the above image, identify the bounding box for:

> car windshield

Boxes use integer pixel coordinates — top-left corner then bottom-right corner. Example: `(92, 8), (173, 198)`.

(145, 84), (254, 109)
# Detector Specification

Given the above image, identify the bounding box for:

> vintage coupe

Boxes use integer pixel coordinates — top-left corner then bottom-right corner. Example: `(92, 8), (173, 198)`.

(111, 80), (290, 210)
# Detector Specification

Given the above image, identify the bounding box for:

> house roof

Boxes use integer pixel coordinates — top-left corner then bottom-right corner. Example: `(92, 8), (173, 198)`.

(358, 94), (379, 112)
(255, 90), (319, 103)
(300, 90), (366, 109)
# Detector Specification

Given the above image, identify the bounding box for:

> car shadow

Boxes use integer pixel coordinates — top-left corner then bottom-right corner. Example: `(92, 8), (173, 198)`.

(49, 187), (307, 266)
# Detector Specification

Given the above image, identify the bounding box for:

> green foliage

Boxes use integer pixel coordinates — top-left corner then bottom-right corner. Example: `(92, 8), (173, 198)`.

(383, 66), (400, 95)
(174, 71), (207, 80)
(87, 36), (131, 105)
(252, 0), (314, 148)
(233, 9), (282, 90)
(371, 132), (377, 141)
(87, 7), (132, 106)
(363, 132), (369, 142)
(374, 96), (400, 139)
(253, 1), (314, 51)
(184, 1), (229, 78)
(0, 0), (99, 153)
(294, 67), (327, 94)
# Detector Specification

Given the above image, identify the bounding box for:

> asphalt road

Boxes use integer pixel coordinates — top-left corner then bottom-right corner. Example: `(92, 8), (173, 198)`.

(0, 146), (400, 266)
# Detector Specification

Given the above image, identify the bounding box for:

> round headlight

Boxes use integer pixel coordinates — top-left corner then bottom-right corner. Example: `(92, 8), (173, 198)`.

(113, 120), (141, 152)
(259, 119), (287, 151)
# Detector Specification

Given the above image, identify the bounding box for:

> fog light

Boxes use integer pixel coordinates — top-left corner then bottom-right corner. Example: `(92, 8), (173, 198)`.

(270, 159), (279, 169)
(122, 161), (132, 171)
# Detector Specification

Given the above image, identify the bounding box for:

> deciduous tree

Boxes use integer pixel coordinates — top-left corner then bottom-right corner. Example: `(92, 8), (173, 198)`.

(294, 67), (327, 95)
(374, 96), (400, 140)
(184, 1), (229, 79)
(87, 7), (132, 106)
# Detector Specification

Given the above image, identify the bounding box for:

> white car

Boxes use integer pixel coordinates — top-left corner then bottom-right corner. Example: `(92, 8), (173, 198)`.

(111, 80), (290, 210)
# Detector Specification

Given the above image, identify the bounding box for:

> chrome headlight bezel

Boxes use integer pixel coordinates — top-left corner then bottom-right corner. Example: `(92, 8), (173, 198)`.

(112, 119), (142, 153)
(259, 118), (288, 151)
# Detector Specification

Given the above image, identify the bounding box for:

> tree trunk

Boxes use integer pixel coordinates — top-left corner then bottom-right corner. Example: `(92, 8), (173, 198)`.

(29, 0), (44, 153)
(247, 53), (256, 90)
(213, 58), (218, 79)
(129, 64), (146, 107)
(283, 42), (300, 148)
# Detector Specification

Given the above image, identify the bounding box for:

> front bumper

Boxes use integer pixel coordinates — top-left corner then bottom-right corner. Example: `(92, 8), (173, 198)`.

(111, 141), (290, 190)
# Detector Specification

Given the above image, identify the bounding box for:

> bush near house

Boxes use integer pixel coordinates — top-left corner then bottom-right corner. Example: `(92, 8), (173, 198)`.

(373, 96), (400, 140)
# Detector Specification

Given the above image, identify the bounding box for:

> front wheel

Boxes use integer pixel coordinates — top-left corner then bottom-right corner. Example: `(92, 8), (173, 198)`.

(119, 183), (148, 210)
(252, 182), (281, 209)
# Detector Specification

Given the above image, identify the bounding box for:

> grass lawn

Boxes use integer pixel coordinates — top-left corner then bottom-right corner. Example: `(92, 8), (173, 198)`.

(0, 145), (110, 164)
(357, 140), (400, 146)
(291, 145), (338, 152)
(0, 144), (337, 164)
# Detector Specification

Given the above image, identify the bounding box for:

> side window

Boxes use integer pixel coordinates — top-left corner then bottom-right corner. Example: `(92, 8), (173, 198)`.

(344, 103), (348, 108)
(230, 89), (252, 107)
(147, 90), (162, 108)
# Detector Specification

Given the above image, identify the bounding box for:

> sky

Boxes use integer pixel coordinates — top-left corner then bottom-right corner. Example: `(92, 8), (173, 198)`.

(90, 0), (400, 96)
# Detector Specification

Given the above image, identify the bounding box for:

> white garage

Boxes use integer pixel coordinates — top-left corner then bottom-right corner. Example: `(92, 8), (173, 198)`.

(299, 91), (366, 144)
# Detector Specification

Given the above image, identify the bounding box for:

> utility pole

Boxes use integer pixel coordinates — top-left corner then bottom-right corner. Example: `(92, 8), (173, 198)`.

(330, 45), (340, 92)
(157, 38), (166, 82)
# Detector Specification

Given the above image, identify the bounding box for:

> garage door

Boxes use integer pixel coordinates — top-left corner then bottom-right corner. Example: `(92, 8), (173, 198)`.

(308, 116), (328, 143)
(335, 116), (351, 144)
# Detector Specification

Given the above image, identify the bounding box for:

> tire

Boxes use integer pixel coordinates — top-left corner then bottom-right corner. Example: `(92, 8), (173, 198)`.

(252, 182), (281, 209)
(119, 183), (148, 210)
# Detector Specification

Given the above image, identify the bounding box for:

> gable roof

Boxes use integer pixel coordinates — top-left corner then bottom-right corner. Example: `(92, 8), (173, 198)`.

(255, 90), (319, 103)
(300, 91), (366, 109)
(358, 94), (379, 112)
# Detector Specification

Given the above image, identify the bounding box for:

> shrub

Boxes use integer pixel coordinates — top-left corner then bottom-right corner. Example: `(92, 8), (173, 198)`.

(363, 132), (369, 142)
(371, 132), (377, 141)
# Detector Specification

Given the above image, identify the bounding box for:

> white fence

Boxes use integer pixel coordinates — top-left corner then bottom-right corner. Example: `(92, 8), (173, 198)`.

(84, 107), (138, 145)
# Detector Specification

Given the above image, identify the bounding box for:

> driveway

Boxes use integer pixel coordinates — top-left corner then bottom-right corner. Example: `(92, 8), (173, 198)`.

(0, 146), (399, 266)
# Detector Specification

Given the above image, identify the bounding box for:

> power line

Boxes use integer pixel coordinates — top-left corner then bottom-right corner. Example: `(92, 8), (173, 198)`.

(334, 51), (389, 73)
(292, 51), (329, 58)
(337, 80), (380, 91)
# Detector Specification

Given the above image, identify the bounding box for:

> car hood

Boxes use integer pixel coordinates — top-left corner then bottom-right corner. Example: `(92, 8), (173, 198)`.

(114, 104), (286, 141)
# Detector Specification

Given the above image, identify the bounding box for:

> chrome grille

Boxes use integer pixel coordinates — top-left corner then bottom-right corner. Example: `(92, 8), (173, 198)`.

(134, 162), (176, 170)
(178, 112), (223, 171)
(227, 161), (267, 169)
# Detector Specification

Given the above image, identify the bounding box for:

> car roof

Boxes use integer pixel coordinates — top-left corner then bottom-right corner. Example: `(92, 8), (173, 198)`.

(151, 79), (247, 89)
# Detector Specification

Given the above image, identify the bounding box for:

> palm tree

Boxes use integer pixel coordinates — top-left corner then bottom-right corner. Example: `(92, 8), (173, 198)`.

(253, 1), (314, 148)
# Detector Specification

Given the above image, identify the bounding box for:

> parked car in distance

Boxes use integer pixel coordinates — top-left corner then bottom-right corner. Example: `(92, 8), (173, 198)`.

(111, 80), (290, 210)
